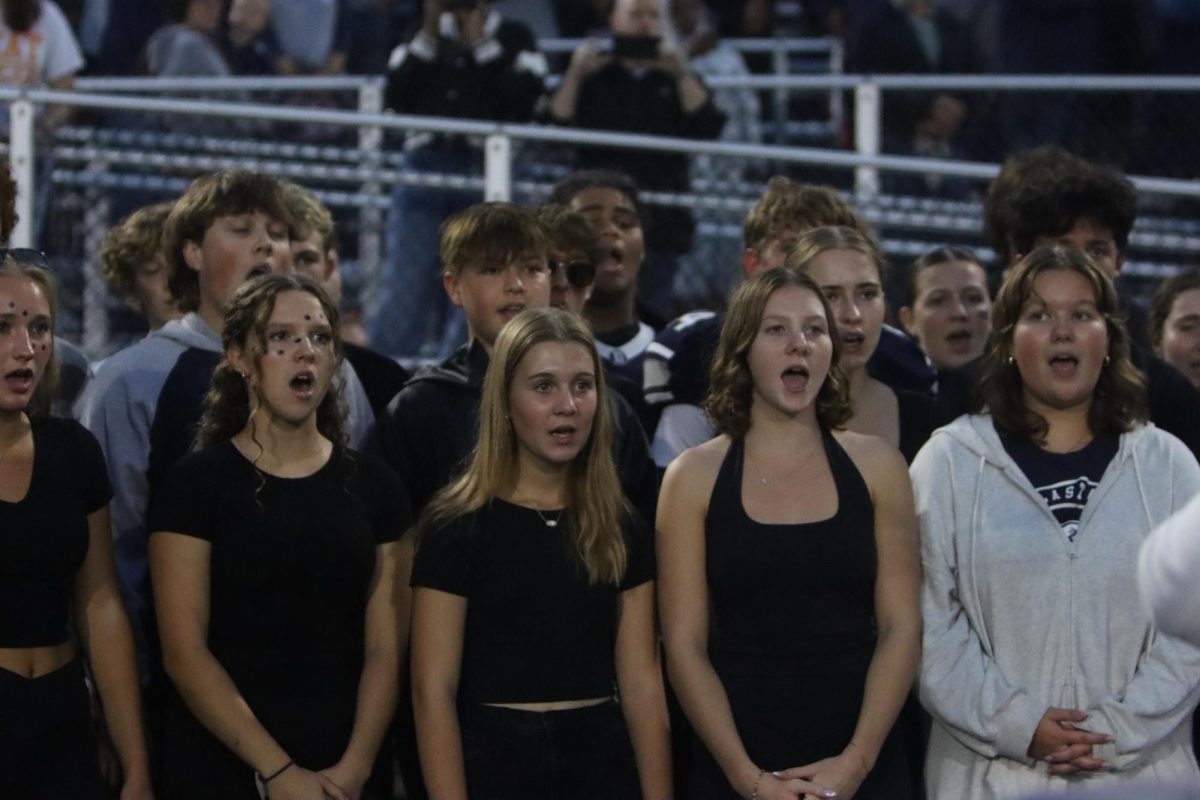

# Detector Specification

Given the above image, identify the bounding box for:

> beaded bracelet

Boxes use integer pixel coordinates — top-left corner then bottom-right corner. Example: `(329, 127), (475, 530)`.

(259, 758), (295, 786)
(750, 767), (765, 800)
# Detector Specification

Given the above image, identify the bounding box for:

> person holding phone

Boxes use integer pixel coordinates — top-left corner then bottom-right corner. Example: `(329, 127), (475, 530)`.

(549, 0), (726, 328)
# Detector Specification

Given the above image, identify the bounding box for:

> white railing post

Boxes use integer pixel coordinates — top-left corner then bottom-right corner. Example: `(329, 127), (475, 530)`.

(357, 80), (384, 308)
(484, 134), (512, 201)
(854, 80), (881, 201)
(9, 99), (35, 247)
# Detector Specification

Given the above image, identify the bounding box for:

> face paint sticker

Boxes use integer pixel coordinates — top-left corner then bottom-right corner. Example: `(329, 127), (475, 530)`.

(294, 337), (302, 344)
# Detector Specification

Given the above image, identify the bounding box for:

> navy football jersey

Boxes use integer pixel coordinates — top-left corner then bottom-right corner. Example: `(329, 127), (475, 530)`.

(643, 310), (722, 409)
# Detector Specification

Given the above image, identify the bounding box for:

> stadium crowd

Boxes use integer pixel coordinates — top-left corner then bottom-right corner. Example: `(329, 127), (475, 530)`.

(6, 1), (1200, 800)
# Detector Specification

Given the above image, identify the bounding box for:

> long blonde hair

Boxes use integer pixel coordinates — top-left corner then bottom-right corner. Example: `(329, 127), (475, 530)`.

(417, 307), (629, 585)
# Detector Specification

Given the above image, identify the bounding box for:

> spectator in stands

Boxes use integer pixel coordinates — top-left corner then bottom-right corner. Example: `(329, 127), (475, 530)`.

(657, 266), (918, 800)
(380, 202), (657, 800)
(0, 254), (154, 800)
(0, 157), (89, 414)
(268, 0), (344, 74)
(643, 177), (869, 467)
(548, 171), (657, 405)
(100, 202), (182, 334)
(75, 170), (295, 701)
(536, 199), (651, 431)
(897, 246), (992, 372)
(409, 306), (671, 800)
(549, 0), (726, 327)
(382, 202), (655, 522)
(849, 0), (988, 192)
(143, 0), (230, 76)
(0, 0), (83, 105)
(282, 180), (409, 421)
(786, 226), (941, 463)
(370, 0), (546, 359)
(914, 245), (1200, 799)
(534, 203), (601, 315)
(1150, 269), (1200, 391)
(149, 273), (406, 800)
(223, 0), (285, 76)
(984, 145), (1200, 459)
(80, 0), (165, 75)
(0, 0), (84, 242)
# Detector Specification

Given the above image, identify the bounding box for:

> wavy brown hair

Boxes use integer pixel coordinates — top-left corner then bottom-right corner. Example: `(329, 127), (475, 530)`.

(0, 255), (58, 419)
(977, 245), (1146, 442)
(705, 267), (852, 437)
(785, 224), (888, 283)
(742, 177), (868, 252)
(197, 274), (344, 448)
(417, 307), (629, 585)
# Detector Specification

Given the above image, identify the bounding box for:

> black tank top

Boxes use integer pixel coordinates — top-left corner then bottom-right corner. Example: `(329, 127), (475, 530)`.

(705, 430), (878, 660)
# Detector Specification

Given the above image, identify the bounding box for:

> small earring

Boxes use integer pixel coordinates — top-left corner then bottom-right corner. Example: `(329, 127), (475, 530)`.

(1104, 355), (1111, 365)
(1006, 356), (1015, 366)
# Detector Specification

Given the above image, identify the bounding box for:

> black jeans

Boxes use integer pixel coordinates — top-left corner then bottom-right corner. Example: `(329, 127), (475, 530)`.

(0, 655), (106, 799)
(461, 699), (641, 800)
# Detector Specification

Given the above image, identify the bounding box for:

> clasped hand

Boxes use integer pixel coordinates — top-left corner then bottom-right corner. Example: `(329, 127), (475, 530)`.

(760, 748), (869, 800)
(1027, 707), (1112, 775)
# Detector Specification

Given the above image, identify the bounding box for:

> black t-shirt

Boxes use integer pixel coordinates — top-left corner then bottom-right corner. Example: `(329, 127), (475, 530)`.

(148, 442), (410, 698)
(0, 418), (112, 647)
(1002, 432), (1118, 543)
(410, 499), (655, 704)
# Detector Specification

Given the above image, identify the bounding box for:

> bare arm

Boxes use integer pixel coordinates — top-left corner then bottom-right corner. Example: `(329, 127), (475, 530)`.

(150, 532), (349, 800)
(657, 447), (832, 800)
(74, 506), (152, 800)
(614, 580), (672, 799)
(548, 40), (607, 123)
(320, 542), (402, 798)
(411, 587), (468, 800)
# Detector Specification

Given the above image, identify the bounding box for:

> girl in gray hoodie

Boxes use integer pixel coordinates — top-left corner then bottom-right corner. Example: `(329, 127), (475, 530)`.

(912, 245), (1200, 798)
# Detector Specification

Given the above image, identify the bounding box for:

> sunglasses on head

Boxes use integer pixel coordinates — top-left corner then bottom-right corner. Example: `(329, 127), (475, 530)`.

(549, 258), (596, 289)
(0, 248), (50, 268)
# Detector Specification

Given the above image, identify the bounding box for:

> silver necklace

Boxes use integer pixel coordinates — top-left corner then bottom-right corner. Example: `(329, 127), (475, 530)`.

(751, 439), (821, 486)
(533, 508), (565, 527)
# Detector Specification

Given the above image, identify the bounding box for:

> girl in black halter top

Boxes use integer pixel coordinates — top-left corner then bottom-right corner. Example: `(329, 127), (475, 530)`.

(658, 269), (920, 800)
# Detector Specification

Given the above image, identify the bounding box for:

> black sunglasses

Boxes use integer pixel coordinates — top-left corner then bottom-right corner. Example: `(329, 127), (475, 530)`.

(0, 248), (50, 268)
(549, 258), (596, 289)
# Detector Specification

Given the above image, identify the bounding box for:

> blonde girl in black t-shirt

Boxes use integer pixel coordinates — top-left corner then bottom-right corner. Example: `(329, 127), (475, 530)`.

(0, 255), (152, 799)
(150, 274), (407, 800)
(410, 306), (671, 800)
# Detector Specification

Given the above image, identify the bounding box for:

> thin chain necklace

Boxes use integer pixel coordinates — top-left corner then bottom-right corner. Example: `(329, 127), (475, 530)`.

(749, 437), (822, 486)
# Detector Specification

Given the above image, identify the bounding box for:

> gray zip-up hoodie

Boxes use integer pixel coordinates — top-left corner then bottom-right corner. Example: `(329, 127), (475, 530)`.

(911, 414), (1200, 798)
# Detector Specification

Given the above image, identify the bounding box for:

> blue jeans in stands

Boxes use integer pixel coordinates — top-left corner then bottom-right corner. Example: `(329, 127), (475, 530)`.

(368, 146), (479, 358)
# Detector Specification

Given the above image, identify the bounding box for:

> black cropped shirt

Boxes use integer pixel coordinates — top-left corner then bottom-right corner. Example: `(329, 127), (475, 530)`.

(411, 499), (655, 704)
(0, 418), (112, 647)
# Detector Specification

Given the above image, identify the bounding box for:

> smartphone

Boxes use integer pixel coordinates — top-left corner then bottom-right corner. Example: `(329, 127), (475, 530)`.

(612, 34), (661, 61)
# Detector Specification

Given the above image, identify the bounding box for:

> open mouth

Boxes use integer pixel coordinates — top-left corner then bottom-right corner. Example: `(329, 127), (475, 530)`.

(840, 332), (865, 351)
(499, 303), (525, 319)
(1048, 353), (1079, 377)
(945, 329), (972, 351)
(4, 368), (34, 393)
(246, 263), (270, 280)
(549, 424), (577, 444)
(289, 371), (315, 397)
(600, 247), (625, 274)
(781, 365), (809, 393)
